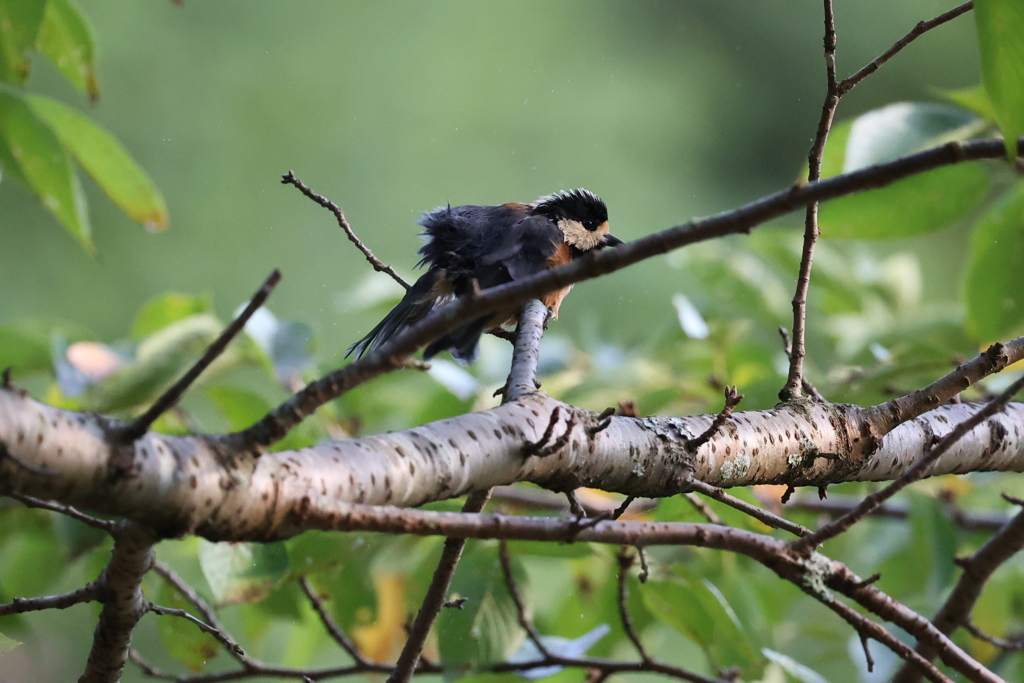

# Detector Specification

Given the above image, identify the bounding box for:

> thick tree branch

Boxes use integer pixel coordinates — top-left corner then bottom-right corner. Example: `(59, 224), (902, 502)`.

(3, 335), (1024, 541)
(226, 137), (1020, 451)
(792, 373), (1024, 553)
(79, 521), (157, 683)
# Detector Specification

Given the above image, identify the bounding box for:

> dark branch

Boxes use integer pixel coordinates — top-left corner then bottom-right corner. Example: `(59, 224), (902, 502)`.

(229, 138), (1019, 451)
(780, 0), (838, 402)
(116, 269), (281, 443)
(837, 2), (974, 95)
(282, 171), (410, 290)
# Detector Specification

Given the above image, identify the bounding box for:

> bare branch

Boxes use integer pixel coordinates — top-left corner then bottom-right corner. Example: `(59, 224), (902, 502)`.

(298, 576), (370, 665)
(892, 507), (1024, 682)
(788, 493), (1013, 533)
(151, 561), (252, 667)
(498, 540), (551, 657)
(229, 138), (1020, 450)
(616, 550), (651, 661)
(502, 299), (548, 402)
(778, 327), (826, 401)
(686, 386), (744, 451)
(964, 619), (1024, 652)
(115, 269), (282, 443)
(0, 583), (99, 616)
(6, 492), (115, 531)
(147, 603), (244, 657)
(282, 171), (410, 290)
(780, 0), (838, 402)
(687, 480), (810, 537)
(80, 521), (157, 683)
(838, 2), (974, 95)
(386, 489), (491, 683)
(792, 373), (1024, 553)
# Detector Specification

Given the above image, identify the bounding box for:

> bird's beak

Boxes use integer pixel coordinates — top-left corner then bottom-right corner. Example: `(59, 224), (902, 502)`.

(602, 233), (624, 247)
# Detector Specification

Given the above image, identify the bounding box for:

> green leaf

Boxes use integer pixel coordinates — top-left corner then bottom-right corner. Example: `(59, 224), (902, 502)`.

(131, 292), (211, 338)
(963, 184), (1024, 340)
(938, 84), (998, 124)
(52, 514), (109, 560)
(80, 313), (248, 413)
(0, 0), (46, 84)
(818, 104), (989, 240)
(642, 570), (759, 671)
(0, 630), (21, 658)
(199, 540), (290, 605)
(761, 649), (829, 683)
(205, 385), (271, 431)
(975, 0), (1024, 158)
(0, 324), (50, 374)
(437, 543), (524, 678)
(36, 0), (97, 100)
(26, 94), (168, 231)
(0, 87), (91, 251)
(156, 580), (220, 671)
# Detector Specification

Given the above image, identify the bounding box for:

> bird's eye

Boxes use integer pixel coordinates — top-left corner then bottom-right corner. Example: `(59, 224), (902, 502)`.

(583, 220), (598, 231)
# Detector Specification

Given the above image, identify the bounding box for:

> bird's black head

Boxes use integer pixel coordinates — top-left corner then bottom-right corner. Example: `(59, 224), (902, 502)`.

(531, 188), (620, 251)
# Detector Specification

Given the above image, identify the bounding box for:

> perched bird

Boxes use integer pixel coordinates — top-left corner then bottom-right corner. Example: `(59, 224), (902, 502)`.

(347, 188), (622, 363)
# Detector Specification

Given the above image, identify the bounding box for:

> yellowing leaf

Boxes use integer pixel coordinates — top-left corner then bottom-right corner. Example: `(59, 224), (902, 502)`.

(26, 94), (168, 231)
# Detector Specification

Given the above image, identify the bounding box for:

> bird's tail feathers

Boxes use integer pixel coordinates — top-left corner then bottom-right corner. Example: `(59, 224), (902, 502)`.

(346, 270), (442, 360)
(423, 315), (492, 364)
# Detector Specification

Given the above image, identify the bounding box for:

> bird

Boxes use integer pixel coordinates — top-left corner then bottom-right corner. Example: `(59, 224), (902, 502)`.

(347, 188), (622, 363)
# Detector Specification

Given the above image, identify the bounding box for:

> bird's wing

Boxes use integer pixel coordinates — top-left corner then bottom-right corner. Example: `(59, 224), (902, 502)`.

(474, 214), (562, 285)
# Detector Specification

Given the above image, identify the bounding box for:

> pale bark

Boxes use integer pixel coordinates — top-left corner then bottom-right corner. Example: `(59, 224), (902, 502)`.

(1, 387), (1022, 542)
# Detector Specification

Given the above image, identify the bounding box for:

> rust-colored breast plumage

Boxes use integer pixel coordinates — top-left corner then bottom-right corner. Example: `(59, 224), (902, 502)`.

(541, 242), (574, 318)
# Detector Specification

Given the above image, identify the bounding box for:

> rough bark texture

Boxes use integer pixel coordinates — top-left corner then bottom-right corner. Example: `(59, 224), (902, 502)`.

(1, 388), (1021, 542)
(77, 521), (156, 683)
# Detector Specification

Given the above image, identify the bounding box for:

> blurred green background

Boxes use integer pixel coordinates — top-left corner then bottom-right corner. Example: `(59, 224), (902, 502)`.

(4, 3), (1018, 682)
(0, 0), (982, 358)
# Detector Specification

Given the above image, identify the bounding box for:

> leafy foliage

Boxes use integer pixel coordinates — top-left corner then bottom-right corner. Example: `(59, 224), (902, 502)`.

(2, 3), (1024, 683)
(0, 0), (166, 251)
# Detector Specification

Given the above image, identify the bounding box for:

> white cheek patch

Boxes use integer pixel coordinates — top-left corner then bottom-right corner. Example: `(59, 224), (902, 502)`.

(561, 219), (608, 250)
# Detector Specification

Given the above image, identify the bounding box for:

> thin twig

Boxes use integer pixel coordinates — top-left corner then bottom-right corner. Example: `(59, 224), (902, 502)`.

(792, 373), (1024, 554)
(780, 0), (839, 402)
(964, 619), (1024, 651)
(778, 327), (827, 401)
(298, 577), (371, 664)
(7, 492), (116, 531)
(147, 603), (245, 656)
(683, 493), (723, 524)
(282, 171), (410, 290)
(498, 540), (552, 657)
(151, 561), (252, 667)
(616, 550), (651, 661)
(0, 583), (99, 616)
(688, 480), (811, 537)
(116, 269), (282, 442)
(687, 386), (744, 451)
(838, 2), (973, 95)
(788, 493), (1012, 533)
(387, 490), (491, 683)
